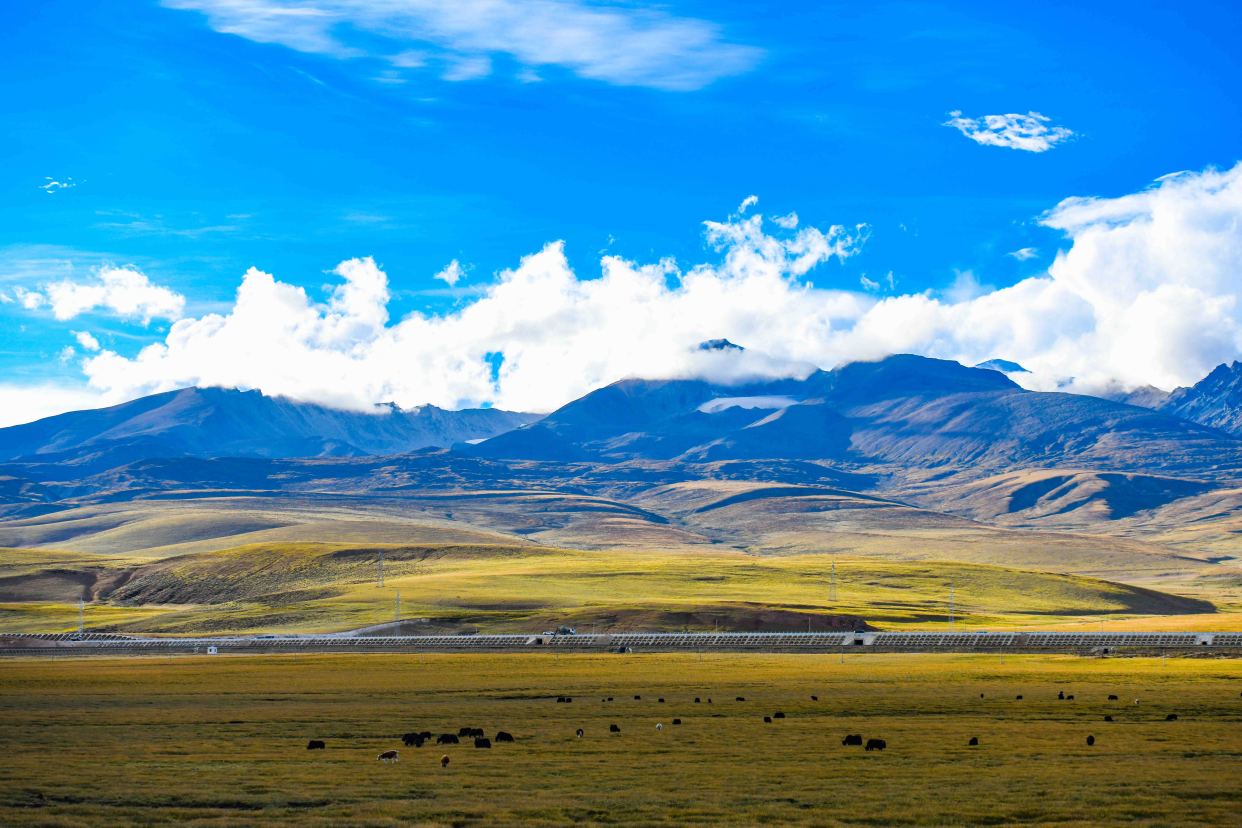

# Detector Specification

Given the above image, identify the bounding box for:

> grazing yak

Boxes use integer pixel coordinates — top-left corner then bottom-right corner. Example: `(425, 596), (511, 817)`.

(440, 755), (451, 768)
(763, 716), (772, 723)
(736, 697), (746, 702)
(1066, 695), (1075, 700)
(378, 750), (399, 763)
(1016, 695), (1023, 700)
(1086, 735), (1095, 746)
(811, 695), (818, 701)
(672, 719), (682, 725)
(773, 712), (786, 719)
(1058, 691), (1065, 700)
(496, 731), (515, 743)
(610, 724), (621, 734)
(1166, 713), (1179, 721)
(634, 695), (642, 700)
(437, 734), (460, 745)
(655, 723), (663, 732)
(1104, 715), (1114, 721)
(474, 737), (492, 749)
(865, 738), (886, 751)
(842, 734), (863, 746)
(1108, 694), (1119, 701)
(402, 733), (424, 747)
(695, 697), (701, 703)
(306, 740), (325, 750)
(576, 728), (584, 739)
(968, 737), (979, 746)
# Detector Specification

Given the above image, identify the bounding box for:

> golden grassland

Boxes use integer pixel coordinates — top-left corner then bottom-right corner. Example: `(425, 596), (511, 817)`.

(0, 653), (1238, 826)
(3, 542), (1238, 634)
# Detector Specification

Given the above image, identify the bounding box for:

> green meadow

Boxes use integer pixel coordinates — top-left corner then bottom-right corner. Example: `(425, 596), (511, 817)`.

(0, 653), (1238, 826)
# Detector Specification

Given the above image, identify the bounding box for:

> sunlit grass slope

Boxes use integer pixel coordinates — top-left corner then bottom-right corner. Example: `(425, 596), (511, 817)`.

(1, 542), (1228, 634)
(0, 653), (1238, 825)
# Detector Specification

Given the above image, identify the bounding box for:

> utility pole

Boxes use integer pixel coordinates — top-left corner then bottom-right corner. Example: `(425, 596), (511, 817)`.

(395, 590), (401, 622)
(949, 582), (955, 628)
(78, 596), (85, 634)
(829, 560), (838, 604)
(377, 550), (385, 588)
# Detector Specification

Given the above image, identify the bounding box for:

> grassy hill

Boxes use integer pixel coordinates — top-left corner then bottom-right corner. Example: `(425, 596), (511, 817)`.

(0, 541), (1223, 635)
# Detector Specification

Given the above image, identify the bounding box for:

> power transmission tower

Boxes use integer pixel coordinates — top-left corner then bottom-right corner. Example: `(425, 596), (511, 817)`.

(395, 590), (401, 622)
(828, 560), (838, 604)
(949, 582), (956, 627)
(78, 596), (85, 634)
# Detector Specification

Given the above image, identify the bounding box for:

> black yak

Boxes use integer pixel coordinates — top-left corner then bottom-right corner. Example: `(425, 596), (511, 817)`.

(306, 740), (325, 750)
(437, 734), (460, 745)
(968, 737), (979, 746)
(474, 737), (492, 749)
(609, 724), (621, 733)
(496, 731), (515, 742)
(842, 734), (863, 746)
(865, 738), (886, 751)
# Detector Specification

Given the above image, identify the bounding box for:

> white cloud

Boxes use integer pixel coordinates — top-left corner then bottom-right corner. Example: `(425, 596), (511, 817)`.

(772, 212), (799, 229)
(162, 0), (761, 91)
(74, 331), (102, 352)
(737, 195), (759, 213)
(40, 177), (76, 194)
(0, 384), (105, 428)
(944, 111), (1073, 152)
(53, 163), (1242, 414)
(859, 275), (880, 292)
(78, 211), (865, 412)
(434, 259), (466, 286)
(1008, 247), (1039, 261)
(27, 266), (185, 324)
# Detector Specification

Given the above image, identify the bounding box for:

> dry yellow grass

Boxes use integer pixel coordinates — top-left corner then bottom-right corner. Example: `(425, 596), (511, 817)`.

(3, 543), (1235, 634)
(0, 652), (1238, 825)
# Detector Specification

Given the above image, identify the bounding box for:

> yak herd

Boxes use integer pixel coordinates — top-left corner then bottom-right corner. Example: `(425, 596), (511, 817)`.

(300, 688), (1182, 762)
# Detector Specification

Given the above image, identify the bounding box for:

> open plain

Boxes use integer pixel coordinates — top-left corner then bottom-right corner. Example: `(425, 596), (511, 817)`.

(1, 653), (1239, 826)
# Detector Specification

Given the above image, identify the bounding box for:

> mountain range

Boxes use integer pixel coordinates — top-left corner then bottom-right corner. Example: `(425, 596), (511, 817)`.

(0, 386), (538, 465)
(5, 352), (1242, 633)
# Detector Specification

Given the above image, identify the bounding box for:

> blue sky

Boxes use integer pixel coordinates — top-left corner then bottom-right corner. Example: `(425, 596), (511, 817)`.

(2, 0), (1242, 421)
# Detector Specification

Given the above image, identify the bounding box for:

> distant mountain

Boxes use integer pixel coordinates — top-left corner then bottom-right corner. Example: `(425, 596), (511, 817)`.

(475, 354), (1242, 476)
(0, 387), (540, 462)
(1099, 384), (1170, 409)
(1159, 361), (1242, 434)
(975, 358), (1029, 374)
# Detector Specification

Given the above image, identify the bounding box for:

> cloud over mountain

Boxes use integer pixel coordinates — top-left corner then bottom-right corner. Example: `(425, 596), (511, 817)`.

(17, 163), (1242, 416)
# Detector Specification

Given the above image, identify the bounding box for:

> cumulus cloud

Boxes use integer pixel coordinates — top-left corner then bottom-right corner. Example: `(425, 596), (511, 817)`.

(434, 259), (466, 286)
(53, 162), (1242, 413)
(78, 211), (866, 412)
(162, 0), (761, 91)
(1008, 247), (1039, 261)
(73, 331), (101, 352)
(24, 266), (185, 324)
(944, 111), (1073, 152)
